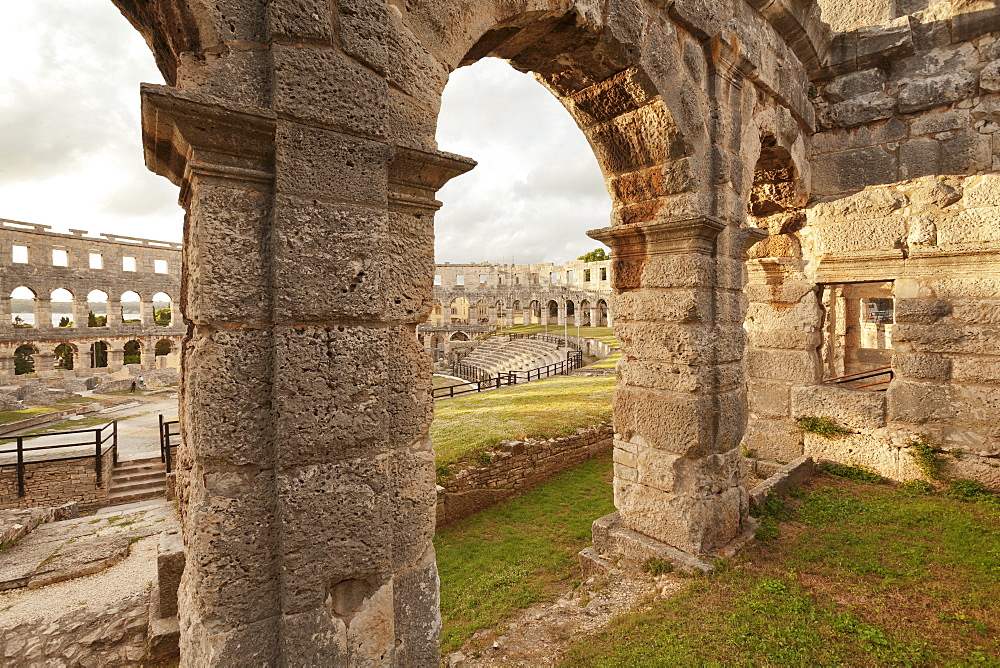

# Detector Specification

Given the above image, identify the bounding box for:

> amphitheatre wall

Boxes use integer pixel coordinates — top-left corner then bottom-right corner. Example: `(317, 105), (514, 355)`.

(0, 220), (184, 377)
(93, 0), (1000, 663)
(741, 5), (1000, 487)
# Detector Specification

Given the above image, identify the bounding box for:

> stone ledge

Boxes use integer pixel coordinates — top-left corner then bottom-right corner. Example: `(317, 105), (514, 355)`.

(585, 512), (715, 574)
(749, 456), (815, 510)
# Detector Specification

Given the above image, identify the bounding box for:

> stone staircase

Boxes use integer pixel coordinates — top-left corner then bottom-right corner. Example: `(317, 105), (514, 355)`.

(106, 457), (167, 506)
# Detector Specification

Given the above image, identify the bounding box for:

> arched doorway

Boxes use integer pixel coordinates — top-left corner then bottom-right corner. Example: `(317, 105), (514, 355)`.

(90, 341), (108, 369)
(54, 343), (75, 371)
(14, 344), (36, 375)
(10, 287), (36, 328)
(124, 339), (142, 365)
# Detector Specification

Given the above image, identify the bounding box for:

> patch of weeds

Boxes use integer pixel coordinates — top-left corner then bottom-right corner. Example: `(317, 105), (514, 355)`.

(643, 557), (673, 575)
(901, 479), (937, 495)
(560, 425), (577, 436)
(435, 463), (453, 485)
(807, 84), (818, 99)
(476, 452), (493, 468)
(817, 461), (887, 484)
(750, 493), (787, 541)
(741, 446), (756, 458)
(89, 518), (102, 524)
(946, 479), (1000, 507)
(795, 416), (853, 438)
(117, 520), (135, 527)
(105, 515), (122, 524)
(0, 541), (12, 551)
(129, 536), (142, 545)
(907, 435), (947, 481)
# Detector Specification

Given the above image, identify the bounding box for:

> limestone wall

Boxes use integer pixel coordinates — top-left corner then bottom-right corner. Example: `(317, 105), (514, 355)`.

(0, 591), (149, 667)
(0, 447), (114, 510)
(436, 424), (612, 526)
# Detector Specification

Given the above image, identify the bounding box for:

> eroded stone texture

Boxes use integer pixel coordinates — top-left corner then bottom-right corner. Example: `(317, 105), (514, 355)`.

(109, 0), (1000, 663)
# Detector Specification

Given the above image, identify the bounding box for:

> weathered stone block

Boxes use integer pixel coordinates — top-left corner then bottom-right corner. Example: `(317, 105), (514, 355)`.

(272, 44), (388, 136)
(267, 0), (335, 41)
(803, 432), (906, 480)
(894, 353), (951, 381)
(911, 108), (972, 136)
(899, 138), (942, 179)
(895, 298), (952, 324)
(811, 146), (898, 195)
(272, 326), (431, 467)
(824, 68), (886, 103)
(811, 119), (906, 155)
(740, 418), (803, 462)
(275, 121), (389, 206)
(157, 529), (185, 619)
(747, 379), (791, 418)
(898, 72), (977, 114)
(819, 93), (895, 129)
(791, 384), (886, 429)
(744, 347), (818, 383)
(940, 129), (992, 175)
(887, 378), (955, 423)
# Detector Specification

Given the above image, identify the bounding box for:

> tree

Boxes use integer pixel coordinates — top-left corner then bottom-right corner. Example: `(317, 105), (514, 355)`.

(154, 307), (172, 326)
(12, 316), (32, 328)
(88, 310), (107, 327)
(58, 316), (72, 327)
(55, 343), (74, 370)
(14, 345), (35, 375)
(577, 248), (609, 262)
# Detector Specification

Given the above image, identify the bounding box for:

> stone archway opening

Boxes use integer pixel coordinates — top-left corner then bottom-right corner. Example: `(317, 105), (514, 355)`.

(87, 290), (108, 328)
(51, 289), (75, 328)
(54, 343), (75, 371)
(124, 339), (142, 365)
(10, 286), (36, 329)
(14, 344), (36, 375)
(121, 291), (142, 324)
(90, 341), (108, 369)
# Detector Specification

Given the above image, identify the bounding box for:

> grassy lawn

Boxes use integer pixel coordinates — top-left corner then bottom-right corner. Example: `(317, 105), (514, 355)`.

(433, 374), (467, 389)
(431, 374), (613, 467)
(0, 400), (94, 425)
(437, 452), (615, 653)
(588, 350), (621, 370)
(562, 471), (1000, 666)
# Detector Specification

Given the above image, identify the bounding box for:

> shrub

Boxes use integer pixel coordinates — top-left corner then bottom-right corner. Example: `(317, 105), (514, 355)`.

(643, 557), (673, 575)
(906, 436), (946, 481)
(794, 416), (853, 438)
(946, 479), (1000, 507)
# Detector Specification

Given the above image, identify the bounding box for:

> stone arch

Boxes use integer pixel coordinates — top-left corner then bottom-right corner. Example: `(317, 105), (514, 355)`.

(580, 299), (591, 326)
(54, 342), (76, 371)
(10, 286), (36, 328)
(155, 339), (173, 356)
(121, 290), (143, 324)
(530, 299), (542, 325)
(87, 290), (109, 327)
(449, 331), (470, 341)
(89, 341), (108, 369)
(474, 299), (489, 324)
(51, 288), (75, 328)
(152, 292), (173, 326)
(124, 339), (142, 365)
(511, 300), (523, 326)
(547, 299), (559, 319)
(596, 299), (609, 327)
(14, 343), (36, 375)
(566, 299), (575, 317)
(450, 297), (471, 325)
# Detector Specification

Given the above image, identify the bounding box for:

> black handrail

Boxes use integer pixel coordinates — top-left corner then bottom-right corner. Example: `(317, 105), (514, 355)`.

(159, 414), (181, 473)
(435, 350), (585, 399)
(2, 421), (118, 497)
(826, 366), (894, 391)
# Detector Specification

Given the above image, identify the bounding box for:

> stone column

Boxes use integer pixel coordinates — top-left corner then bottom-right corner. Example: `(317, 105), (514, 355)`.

(72, 296), (88, 330)
(141, 83), (473, 664)
(557, 301), (567, 326)
(140, 298), (155, 326)
(442, 306), (452, 325)
(35, 352), (55, 377)
(0, 296), (10, 332)
(107, 346), (125, 372)
(541, 305), (549, 326)
(587, 217), (756, 563)
(106, 298), (122, 327)
(36, 297), (53, 330)
(0, 355), (14, 377)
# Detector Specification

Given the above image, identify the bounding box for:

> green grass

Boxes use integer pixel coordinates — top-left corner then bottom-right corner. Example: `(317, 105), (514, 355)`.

(431, 374), (613, 467)
(563, 474), (1000, 666)
(0, 400), (93, 425)
(588, 350), (621, 370)
(433, 374), (467, 389)
(437, 452), (615, 653)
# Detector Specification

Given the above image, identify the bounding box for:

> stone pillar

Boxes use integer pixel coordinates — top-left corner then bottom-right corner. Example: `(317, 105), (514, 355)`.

(0, 296), (11, 332)
(106, 298), (122, 327)
(557, 301), (567, 326)
(107, 346), (125, 372)
(72, 297), (88, 330)
(35, 352), (55, 377)
(0, 355), (14, 377)
(140, 298), (155, 326)
(541, 305), (549, 327)
(141, 83), (473, 664)
(36, 298), (53, 330)
(442, 306), (452, 325)
(588, 217), (756, 561)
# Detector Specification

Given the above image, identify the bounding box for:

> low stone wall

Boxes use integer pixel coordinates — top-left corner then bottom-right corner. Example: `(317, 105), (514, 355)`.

(0, 447), (114, 510)
(0, 401), (104, 436)
(0, 591), (149, 667)
(436, 423), (613, 526)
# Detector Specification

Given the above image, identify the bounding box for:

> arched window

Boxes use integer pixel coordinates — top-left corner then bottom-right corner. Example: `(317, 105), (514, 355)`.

(14, 344), (36, 375)
(90, 341), (108, 368)
(51, 289), (74, 327)
(87, 290), (108, 327)
(54, 343), (75, 370)
(124, 339), (142, 365)
(10, 286), (36, 328)
(121, 291), (142, 324)
(155, 339), (173, 356)
(153, 292), (172, 326)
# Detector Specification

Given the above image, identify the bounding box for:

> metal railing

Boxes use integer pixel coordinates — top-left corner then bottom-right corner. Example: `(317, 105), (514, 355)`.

(436, 350), (584, 399)
(509, 332), (582, 351)
(158, 414), (181, 473)
(1, 421), (118, 498)
(825, 366), (894, 391)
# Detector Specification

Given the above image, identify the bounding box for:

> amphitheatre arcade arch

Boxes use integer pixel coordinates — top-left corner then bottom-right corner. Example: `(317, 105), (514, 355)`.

(105, 0), (1000, 664)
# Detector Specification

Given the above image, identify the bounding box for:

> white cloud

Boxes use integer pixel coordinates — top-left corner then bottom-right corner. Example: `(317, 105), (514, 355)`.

(1, 11), (611, 264)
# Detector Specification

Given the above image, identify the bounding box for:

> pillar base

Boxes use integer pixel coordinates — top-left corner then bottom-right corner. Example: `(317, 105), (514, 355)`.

(579, 511), (758, 576)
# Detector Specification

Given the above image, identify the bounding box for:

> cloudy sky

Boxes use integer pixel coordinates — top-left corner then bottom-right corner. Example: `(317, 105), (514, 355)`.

(1, 1), (611, 265)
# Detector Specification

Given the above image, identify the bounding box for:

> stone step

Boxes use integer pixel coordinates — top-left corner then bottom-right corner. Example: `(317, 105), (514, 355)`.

(112, 470), (165, 485)
(109, 478), (166, 495)
(103, 488), (166, 506)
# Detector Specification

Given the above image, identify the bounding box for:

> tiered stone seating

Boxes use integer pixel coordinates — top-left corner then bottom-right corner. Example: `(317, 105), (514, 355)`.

(460, 337), (567, 376)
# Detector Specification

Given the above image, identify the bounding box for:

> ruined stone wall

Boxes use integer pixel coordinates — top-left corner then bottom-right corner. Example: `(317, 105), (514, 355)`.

(0, 220), (185, 377)
(0, 591), (149, 667)
(436, 424), (612, 526)
(431, 260), (612, 327)
(0, 447), (114, 510)
(743, 9), (1000, 484)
